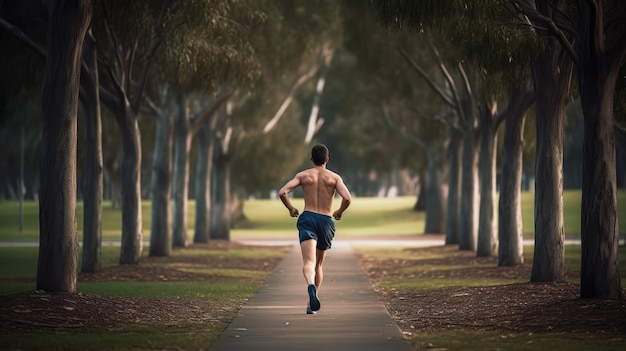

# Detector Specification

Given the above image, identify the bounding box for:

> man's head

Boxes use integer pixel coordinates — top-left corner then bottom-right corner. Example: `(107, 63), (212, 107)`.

(311, 143), (329, 166)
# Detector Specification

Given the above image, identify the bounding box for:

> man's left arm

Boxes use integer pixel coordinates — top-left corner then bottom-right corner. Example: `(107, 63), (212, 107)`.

(279, 178), (300, 217)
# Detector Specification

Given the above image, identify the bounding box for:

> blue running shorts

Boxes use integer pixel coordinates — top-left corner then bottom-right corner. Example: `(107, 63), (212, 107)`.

(297, 211), (336, 250)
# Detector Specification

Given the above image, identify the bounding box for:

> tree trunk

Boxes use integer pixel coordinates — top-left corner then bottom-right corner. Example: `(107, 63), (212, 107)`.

(80, 29), (103, 273)
(149, 94), (174, 257)
(477, 106), (498, 257)
(530, 44), (573, 282)
(117, 112), (143, 264)
(578, 0), (623, 299)
(37, 0), (92, 292)
(498, 79), (533, 266)
(211, 142), (231, 240)
(458, 129), (479, 251)
(413, 171), (426, 211)
(446, 128), (462, 245)
(423, 149), (446, 234)
(172, 95), (191, 247)
(194, 122), (215, 243)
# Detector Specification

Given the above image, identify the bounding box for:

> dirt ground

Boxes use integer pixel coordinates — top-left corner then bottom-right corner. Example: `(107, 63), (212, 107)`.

(358, 245), (626, 344)
(0, 242), (285, 333)
(1, 242), (625, 347)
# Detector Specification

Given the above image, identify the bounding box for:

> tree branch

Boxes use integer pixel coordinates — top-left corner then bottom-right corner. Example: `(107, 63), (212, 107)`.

(509, 0), (579, 63)
(382, 105), (429, 151)
(190, 90), (234, 136)
(399, 48), (455, 108)
(0, 17), (47, 58)
(130, 0), (175, 114)
(263, 63), (320, 133)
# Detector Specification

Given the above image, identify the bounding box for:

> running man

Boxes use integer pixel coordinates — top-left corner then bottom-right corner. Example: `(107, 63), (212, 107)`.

(278, 143), (352, 314)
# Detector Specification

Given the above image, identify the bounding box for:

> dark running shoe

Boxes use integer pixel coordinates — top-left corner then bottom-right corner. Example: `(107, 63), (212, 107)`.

(307, 284), (320, 311)
(306, 305), (317, 314)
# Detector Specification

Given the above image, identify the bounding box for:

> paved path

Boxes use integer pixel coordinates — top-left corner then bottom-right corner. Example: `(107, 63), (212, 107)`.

(209, 239), (415, 351)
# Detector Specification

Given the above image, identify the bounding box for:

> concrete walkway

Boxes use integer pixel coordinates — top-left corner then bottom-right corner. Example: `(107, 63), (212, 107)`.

(209, 239), (415, 351)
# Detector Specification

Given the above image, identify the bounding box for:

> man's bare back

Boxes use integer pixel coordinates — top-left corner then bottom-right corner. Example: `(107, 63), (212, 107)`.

(278, 148), (351, 220)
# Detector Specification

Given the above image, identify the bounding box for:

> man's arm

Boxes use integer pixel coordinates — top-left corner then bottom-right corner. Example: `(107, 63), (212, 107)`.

(278, 177), (300, 217)
(332, 176), (351, 220)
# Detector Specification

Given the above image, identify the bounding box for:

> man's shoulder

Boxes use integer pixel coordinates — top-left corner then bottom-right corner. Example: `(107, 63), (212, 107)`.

(324, 168), (342, 178)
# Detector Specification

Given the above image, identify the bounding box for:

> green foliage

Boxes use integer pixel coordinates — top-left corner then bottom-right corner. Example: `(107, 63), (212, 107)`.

(369, 0), (542, 87)
(158, 0), (266, 91)
(231, 94), (308, 192)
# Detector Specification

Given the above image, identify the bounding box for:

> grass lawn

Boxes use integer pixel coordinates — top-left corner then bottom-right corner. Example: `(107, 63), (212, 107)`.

(1, 189), (624, 350)
(0, 244), (288, 350)
(1, 189), (624, 242)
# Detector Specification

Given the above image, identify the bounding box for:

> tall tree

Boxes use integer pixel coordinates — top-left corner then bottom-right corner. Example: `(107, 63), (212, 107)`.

(80, 28), (103, 272)
(384, 105), (448, 234)
(498, 76), (535, 266)
(0, 3), (106, 272)
(370, 0), (548, 267)
(508, 0), (624, 298)
(476, 100), (505, 256)
(575, 0), (624, 299)
(37, 0), (92, 292)
(146, 85), (174, 256)
(94, 0), (177, 264)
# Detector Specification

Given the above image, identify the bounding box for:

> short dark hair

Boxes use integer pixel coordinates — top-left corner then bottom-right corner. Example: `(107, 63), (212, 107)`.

(311, 144), (329, 166)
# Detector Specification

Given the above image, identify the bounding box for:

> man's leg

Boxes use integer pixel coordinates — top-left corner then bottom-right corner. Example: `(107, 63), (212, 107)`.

(314, 248), (327, 291)
(301, 239), (321, 312)
(300, 239), (317, 286)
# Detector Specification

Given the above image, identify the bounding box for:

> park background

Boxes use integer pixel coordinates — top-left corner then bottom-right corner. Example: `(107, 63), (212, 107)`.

(1, 0), (626, 350)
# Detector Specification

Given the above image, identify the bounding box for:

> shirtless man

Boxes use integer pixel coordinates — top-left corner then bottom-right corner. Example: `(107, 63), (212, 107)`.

(278, 143), (352, 314)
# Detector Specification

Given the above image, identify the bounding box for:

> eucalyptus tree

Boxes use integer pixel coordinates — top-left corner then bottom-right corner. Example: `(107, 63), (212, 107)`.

(165, 0), (263, 247)
(91, 0), (185, 264)
(1, 1), (107, 272)
(509, 0), (625, 298)
(498, 76), (535, 266)
(145, 84), (174, 256)
(37, 0), (92, 292)
(370, 1), (539, 262)
(79, 29), (103, 272)
(399, 43), (484, 249)
(384, 104), (449, 234)
(207, 0), (343, 240)
(339, 1), (450, 233)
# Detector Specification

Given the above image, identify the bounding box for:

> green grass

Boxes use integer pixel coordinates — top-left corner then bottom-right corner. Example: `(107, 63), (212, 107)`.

(0, 245), (283, 295)
(3, 324), (224, 351)
(78, 280), (258, 299)
(1, 190), (624, 242)
(233, 196), (426, 238)
(521, 190), (626, 237)
(356, 244), (626, 289)
(0, 243), (284, 350)
(1, 190), (625, 350)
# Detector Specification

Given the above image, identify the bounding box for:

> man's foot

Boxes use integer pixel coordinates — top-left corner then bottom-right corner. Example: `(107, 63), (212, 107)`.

(306, 305), (317, 315)
(307, 284), (320, 311)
